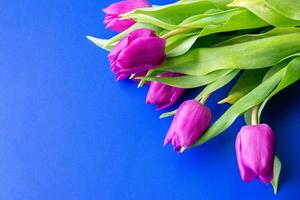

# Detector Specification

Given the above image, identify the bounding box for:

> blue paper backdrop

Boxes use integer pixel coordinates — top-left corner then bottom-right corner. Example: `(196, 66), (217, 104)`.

(1, 0), (300, 199)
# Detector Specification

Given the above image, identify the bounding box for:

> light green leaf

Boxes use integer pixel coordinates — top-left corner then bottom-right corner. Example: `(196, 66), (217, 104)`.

(193, 65), (286, 146)
(265, 0), (300, 21)
(179, 8), (241, 28)
(87, 23), (162, 51)
(214, 27), (300, 47)
(86, 36), (112, 51)
(160, 110), (177, 119)
(272, 156), (282, 195)
(156, 28), (300, 76)
(167, 34), (199, 57)
(106, 23), (162, 47)
(137, 70), (165, 88)
(140, 69), (232, 88)
(160, 70), (239, 119)
(259, 57), (300, 117)
(229, 0), (300, 27)
(243, 109), (252, 125)
(195, 69), (239, 100)
(123, 0), (226, 30)
(197, 8), (268, 37)
(218, 68), (268, 104)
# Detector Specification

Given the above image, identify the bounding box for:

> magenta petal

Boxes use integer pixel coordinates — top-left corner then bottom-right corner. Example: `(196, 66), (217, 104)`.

(108, 28), (166, 80)
(163, 100), (212, 152)
(236, 133), (256, 182)
(146, 81), (185, 110)
(103, 0), (151, 32)
(115, 64), (154, 81)
(235, 124), (275, 184)
(103, 0), (151, 15)
(106, 18), (136, 33)
(116, 37), (166, 69)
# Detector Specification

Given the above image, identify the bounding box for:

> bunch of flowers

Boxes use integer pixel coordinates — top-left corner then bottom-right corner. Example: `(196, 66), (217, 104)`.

(88, 0), (300, 194)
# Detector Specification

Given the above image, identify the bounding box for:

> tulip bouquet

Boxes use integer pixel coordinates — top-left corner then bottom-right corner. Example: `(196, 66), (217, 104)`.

(88, 0), (300, 194)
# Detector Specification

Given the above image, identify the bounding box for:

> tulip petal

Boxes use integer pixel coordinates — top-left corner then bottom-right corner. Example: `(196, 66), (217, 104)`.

(103, 0), (150, 15)
(164, 100), (211, 152)
(116, 37), (166, 69)
(146, 72), (185, 110)
(108, 28), (165, 80)
(103, 0), (151, 32)
(235, 124), (275, 184)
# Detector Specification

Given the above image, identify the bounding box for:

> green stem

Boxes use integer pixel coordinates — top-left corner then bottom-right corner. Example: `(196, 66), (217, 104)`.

(161, 27), (194, 39)
(251, 105), (259, 125)
(200, 94), (211, 104)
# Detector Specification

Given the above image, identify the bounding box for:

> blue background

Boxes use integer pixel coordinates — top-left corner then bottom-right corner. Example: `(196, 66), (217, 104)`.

(1, 0), (300, 199)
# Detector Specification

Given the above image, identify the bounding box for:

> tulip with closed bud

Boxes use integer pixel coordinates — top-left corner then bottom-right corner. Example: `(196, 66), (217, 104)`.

(103, 0), (151, 32)
(108, 28), (166, 80)
(164, 100), (212, 152)
(146, 73), (185, 110)
(235, 124), (275, 184)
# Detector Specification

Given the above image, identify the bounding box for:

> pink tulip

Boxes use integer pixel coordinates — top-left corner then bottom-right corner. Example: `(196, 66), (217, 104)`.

(235, 124), (275, 184)
(164, 100), (212, 152)
(146, 73), (185, 110)
(108, 28), (166, 80)
(103, 0), (151, 32)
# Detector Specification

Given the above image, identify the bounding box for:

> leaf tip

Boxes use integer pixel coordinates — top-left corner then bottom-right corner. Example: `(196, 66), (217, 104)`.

(218, 96), (236, 104)
(271, 156), (282, 195)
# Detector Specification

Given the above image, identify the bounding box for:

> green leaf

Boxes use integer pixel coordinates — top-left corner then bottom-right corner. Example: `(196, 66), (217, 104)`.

(218, 68), (268, 104)
(271, 156), (282, 195)
(86, 36), (112, 51)
(229, 0), (300, 27)
(262, 61), (289, 82)
(180, 0), (232, 6)
(160, 110), (177, 119)
(160, 70), (239, 119)
(259, 57), (300, 117)
(140, 69), (232, 88)
(195, 69), (239, 100)
(197, 8), (268, 37)
(265, 0), (300, 21)
(180, 8), (240, 28)
(123, 0), (226, 30)
(137, 70), (165, 88)
(214, 27), (300, 47)
(243, 109), (252, 125)
(167, 34), (199, 57)
(87, 23), (162, 51)
(193, 64), (286, 146)
(156, 28), (300, 76)
(107, 23), (162, 47)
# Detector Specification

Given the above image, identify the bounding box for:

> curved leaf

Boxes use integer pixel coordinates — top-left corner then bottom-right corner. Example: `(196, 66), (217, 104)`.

(156, 29), (300, 75)
(123, 0), (223, 30)
(259, 57), (300, 117)
(272, 156), (282, 195)
(195, 69), (239, 100)
(140, 69), (232, 88)
(193, 65), (286, 146)
(166, 34), (199, 57)
(86, 36), (112, 51)
(87, 23), (162, 51)
(265, 0), (300, 21)
(198, 8), (268, 37)
(160, 70), (239, 119)
(218, 68), (268, 104)
(229, 0), (300, 27)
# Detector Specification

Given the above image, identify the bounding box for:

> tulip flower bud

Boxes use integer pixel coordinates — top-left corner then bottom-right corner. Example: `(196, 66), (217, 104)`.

(235, 124), (275, 184)
(108, 28), (166, 80)
(146, 73), (185, 110)
(164, 100), (212, 152)
(103, 0), (151, 33)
